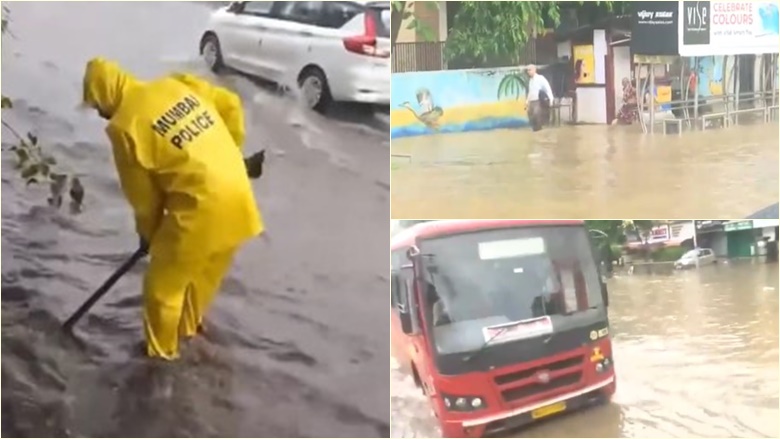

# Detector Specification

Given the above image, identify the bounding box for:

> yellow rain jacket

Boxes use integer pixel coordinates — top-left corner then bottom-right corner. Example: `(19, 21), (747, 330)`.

(83, 58), (264, 260)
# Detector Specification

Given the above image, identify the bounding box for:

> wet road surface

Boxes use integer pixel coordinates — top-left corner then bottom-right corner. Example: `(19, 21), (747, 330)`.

(1, 2), (389, 436)
(391, 124), (779, 218)
(391, 260), (779, 438)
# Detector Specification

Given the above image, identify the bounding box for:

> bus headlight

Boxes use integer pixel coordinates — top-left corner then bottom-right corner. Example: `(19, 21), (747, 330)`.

(441, 394), (487, 412)
(595, 356), (613, 373)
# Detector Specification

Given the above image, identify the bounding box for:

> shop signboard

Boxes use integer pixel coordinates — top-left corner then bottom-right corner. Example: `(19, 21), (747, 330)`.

(695, 220), (729, 233)
(631, 1), (680, 55)
(724, 220), (754, 232)
(649, 225), (671, 242)
(679, 1), (780, 56)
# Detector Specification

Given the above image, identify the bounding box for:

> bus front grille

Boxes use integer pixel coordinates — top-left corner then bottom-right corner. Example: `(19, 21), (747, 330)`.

(494, 355), (584, 386)
(500, 371), (583, 402)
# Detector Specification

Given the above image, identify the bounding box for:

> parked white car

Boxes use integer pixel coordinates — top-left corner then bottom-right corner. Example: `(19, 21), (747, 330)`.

(675, 248), (717, 269)
(199, 1), (390, 112)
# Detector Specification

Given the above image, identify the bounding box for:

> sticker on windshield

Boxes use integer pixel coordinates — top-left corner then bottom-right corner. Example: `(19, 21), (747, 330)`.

(478, 237), (546, 260)
(482, 316), (553, 344)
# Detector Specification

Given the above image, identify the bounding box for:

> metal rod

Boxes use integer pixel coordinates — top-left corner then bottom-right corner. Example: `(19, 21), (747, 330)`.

(693, 220), (700, 269)
(391, 154), (413, 162)
(726, 56), (733, 124)
(649, 64), (655, 135)
(637, 62), (647, 134)
(770, 54), (780, 111)
(693, 57), (699, 125)
(61, 248), (146, 332)
(735, 55), (741, 124)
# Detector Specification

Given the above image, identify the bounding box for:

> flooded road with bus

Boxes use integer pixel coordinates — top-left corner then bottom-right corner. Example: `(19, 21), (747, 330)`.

(391, 260), (779, 438)
(390, 123), (778, 219)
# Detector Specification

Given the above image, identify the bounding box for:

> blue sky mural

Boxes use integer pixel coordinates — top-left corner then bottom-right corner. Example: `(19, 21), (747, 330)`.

(391, 68), (529, 110)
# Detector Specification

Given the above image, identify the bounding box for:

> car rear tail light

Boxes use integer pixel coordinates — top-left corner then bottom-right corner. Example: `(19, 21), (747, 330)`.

(342, 12), (389, 58)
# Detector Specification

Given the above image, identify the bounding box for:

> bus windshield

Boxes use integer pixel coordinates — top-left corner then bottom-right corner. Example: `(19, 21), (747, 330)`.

(418, 226), (605, 356)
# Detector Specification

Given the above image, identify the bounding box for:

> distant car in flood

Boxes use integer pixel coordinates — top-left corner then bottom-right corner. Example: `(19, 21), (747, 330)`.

(675, 248), (717, 269)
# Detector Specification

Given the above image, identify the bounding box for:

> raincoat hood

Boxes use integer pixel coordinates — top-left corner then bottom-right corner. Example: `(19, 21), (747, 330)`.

(82, 57), (136, 118)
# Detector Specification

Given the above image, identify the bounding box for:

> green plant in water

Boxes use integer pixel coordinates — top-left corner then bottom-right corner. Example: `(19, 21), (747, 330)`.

(1, 5), (84, 212)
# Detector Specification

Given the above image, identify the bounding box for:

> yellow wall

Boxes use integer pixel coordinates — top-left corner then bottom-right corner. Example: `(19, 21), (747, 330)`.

(391, 99), (528, 129)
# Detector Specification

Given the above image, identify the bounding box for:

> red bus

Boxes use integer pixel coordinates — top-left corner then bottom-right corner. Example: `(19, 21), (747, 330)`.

(390, 220), (616, 438)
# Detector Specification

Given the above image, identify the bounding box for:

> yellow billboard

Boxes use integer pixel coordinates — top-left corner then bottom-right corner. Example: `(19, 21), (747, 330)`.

(573, 45), (595, 85)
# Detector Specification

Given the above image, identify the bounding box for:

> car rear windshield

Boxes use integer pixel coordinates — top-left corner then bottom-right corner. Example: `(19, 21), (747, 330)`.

(320, 2), (389, 37)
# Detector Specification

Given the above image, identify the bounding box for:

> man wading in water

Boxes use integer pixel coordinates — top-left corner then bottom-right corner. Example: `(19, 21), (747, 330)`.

(525, 64), (554, 132)
(82, 57), (265, 360)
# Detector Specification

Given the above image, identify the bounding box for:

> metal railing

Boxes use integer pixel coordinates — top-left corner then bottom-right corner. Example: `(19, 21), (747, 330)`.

(635, 90), (780, 135)
(392, 41), (447, 73)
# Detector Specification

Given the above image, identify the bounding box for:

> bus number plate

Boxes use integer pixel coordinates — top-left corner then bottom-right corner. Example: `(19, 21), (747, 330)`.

(531, 401), (566, 419)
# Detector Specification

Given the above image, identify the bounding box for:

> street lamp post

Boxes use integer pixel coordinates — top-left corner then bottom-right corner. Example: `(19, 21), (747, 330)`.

(692, 220), (699, 269)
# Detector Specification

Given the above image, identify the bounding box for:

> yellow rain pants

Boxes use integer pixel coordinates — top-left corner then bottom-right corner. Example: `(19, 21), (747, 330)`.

(83, 58), (264, 360)
(144, 248), (236, 359)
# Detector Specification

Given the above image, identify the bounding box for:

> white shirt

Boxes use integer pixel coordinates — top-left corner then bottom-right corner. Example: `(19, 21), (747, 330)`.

(527, 74), (554, 102)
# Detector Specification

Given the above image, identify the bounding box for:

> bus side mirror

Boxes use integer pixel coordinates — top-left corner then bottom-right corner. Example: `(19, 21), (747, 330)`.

(406, 245), (420, 261)
(392, 273), (415, 334)
(391, 274), (399, 304)
(601, 283), (610, 308)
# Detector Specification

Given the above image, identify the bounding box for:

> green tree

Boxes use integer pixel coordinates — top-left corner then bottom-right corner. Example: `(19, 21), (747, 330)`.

(584, 220), (664, 245)
(585, 220), (626, 245)
(390, 1), (438, 46)
(2, 6), (83, 211)
(445, 2), (561, 66)
(624, 220), (656, 244)
(445, 2), (625, 67)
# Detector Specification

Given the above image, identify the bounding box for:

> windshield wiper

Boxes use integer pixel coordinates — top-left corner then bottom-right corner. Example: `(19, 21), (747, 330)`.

(560, 304), (601, 316)
(462, 326), (510, 363)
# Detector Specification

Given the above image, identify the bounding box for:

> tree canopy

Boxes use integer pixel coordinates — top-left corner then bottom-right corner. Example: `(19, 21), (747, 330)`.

(585, 220), (657, 245)
(392, 1), (627, 68)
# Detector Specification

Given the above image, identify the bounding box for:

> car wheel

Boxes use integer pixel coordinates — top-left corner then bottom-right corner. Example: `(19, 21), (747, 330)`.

(200, 33), (225, 73)
(298, 67), (332, 113)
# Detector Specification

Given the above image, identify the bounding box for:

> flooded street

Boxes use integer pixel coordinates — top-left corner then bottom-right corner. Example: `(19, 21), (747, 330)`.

(391, 124), (778, 218)
(2, 2), (388, 436)
(391, 261), (779, 438)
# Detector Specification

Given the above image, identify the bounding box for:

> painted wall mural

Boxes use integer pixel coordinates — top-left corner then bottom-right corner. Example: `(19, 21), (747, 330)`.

(690, 56), (727, 97)
(390, 67), (533, 139)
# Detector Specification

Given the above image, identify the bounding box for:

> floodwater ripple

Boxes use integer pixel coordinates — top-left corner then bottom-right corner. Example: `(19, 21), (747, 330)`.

(391, 124), (779, 218)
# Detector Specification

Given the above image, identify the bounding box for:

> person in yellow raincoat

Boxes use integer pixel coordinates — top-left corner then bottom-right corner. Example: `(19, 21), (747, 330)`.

(82, 57), (264, 360)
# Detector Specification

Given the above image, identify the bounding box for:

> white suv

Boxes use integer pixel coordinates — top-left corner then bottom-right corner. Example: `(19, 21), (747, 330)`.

(200, 1), (390, 112)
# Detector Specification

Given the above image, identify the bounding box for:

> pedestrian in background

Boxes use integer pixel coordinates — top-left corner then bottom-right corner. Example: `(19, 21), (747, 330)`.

(525, 64), (555, 132)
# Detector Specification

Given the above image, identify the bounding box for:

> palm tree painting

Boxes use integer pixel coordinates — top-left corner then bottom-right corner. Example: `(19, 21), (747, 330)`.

(496, 70), (530, 101)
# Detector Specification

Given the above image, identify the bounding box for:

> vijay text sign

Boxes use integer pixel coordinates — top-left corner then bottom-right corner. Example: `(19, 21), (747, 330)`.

(679, 1), (780, 56)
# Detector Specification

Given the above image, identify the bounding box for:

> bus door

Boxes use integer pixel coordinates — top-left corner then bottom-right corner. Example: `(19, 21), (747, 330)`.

(392, 262), (437, 398)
